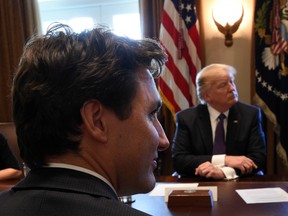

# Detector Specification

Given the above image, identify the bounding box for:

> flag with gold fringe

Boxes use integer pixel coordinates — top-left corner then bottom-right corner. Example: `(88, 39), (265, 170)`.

(254, 0), (288, 166)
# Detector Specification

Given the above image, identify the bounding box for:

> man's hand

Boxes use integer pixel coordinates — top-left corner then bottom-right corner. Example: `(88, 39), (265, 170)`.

(225, 156), (257, 174)
(195, 161), (225, 180)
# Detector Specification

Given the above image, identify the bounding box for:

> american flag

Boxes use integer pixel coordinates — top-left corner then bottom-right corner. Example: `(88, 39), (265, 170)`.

(271, 0), (288, 55)
(158, 0), (201, 116)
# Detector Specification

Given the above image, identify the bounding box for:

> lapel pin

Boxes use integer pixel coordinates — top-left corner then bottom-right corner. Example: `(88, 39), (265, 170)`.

(233, 120), (238, 123)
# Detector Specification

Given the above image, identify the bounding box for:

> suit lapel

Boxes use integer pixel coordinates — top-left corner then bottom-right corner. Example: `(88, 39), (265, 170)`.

(198, 105), (213, 153)
(226, 104), (240, 149)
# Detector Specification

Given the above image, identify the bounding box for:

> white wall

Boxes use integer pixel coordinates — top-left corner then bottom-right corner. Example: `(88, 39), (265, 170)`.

(200, 0), (255, 103)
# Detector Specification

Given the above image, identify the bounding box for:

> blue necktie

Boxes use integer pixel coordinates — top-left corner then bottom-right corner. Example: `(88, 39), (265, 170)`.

(213, 113), (226, 154)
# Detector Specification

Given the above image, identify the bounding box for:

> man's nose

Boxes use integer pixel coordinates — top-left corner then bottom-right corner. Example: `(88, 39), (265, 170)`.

(228, 82), (236, 91)
(157, 123), (170, 151)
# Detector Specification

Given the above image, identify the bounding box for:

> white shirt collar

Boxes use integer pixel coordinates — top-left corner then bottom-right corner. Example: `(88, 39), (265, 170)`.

(45, 163), (117, 196)
(207, 104), (229, 120)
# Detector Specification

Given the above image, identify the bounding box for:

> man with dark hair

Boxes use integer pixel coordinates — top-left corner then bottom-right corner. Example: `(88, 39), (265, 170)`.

(0, 23), (169, 215)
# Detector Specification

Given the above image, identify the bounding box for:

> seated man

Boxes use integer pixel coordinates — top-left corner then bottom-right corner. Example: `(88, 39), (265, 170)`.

(172, 64), (266, 180)
(0, 23), (169, 215)
(0, 133), (22, 180)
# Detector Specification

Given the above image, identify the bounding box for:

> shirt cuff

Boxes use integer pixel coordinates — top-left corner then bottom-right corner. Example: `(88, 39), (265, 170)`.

(211, 154), (225, 166)
(220, 166), (239, 180)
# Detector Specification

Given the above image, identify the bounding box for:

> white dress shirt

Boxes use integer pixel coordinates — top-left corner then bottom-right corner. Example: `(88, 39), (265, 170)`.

(207, 105), (239, 180)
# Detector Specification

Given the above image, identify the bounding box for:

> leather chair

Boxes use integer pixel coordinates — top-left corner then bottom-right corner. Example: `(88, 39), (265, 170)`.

(0, 122), (23, 167)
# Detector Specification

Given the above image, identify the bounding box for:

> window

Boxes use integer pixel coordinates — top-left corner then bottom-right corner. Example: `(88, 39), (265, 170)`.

(37, 0), (141, 39)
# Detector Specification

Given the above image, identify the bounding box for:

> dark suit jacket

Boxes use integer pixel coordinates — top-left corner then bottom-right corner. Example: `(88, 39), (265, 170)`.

(0, 133), (20, 170)
(172, 102), (266, 177)
(0, 168), (150, 216)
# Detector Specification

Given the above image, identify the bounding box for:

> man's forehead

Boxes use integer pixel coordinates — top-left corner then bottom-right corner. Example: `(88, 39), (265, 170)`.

(211, 75), (232, 84)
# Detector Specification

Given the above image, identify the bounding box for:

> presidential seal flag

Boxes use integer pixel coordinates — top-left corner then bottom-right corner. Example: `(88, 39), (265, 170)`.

(254, 0), (288, 166)
(158, 0), (201, 117)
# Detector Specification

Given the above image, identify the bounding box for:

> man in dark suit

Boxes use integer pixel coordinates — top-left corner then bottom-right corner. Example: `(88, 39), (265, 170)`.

(0, 133), (22, 180)
(172, 64), (266, 180)
(0, 23), (169, 215)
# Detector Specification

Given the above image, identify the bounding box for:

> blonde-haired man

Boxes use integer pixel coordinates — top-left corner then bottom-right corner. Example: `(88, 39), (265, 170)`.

(172, 64), (266, 180)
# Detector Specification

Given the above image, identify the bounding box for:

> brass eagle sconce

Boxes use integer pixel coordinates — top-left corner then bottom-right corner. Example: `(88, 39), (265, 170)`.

(213, 5), (244, 47)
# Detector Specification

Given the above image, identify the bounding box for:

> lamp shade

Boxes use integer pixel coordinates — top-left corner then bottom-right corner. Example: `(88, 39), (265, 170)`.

(213, 0), (243, 26)
(212, 0), (244, 46)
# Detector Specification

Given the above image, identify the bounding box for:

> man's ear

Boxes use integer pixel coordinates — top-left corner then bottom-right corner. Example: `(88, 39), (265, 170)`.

(80, 100), (108, 143)
(203, 91), (211, 103)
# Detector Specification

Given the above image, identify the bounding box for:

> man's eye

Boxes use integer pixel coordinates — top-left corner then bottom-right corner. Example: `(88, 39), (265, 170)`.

(149, 110), (158, 120)
(219, 83), (226, 88)
(149, 101), (162, 120)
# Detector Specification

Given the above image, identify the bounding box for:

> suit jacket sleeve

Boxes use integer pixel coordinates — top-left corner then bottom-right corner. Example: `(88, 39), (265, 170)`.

(226, 104), (266, 176)
(0, 133), (20, 170)
(172, 107), (213, 176)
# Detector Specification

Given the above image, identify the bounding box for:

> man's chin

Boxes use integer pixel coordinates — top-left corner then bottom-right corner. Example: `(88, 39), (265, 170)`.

(119, 177), (156, 196)
(141, 175), (156, 193)
(229, 97), (238, 104)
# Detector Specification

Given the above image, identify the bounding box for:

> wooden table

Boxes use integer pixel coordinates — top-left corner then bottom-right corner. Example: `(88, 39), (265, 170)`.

(1, 176), (288, 215)
(130, 176), (288, 216)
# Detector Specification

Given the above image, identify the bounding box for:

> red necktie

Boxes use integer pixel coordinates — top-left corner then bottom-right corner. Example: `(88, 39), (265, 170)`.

(213, 113), (226, 154)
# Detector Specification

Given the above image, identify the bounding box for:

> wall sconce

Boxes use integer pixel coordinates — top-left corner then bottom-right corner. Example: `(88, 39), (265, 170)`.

(212, 0), (244, 47)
